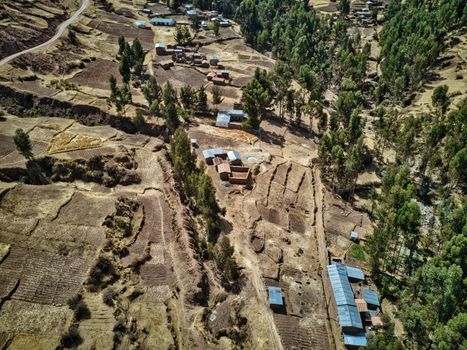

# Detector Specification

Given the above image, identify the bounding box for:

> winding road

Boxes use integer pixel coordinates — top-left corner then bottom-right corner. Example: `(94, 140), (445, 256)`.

(0, 0), (89, 67)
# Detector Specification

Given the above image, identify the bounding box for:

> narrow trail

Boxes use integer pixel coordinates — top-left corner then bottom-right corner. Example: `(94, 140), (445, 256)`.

(0, 0), (90, 67)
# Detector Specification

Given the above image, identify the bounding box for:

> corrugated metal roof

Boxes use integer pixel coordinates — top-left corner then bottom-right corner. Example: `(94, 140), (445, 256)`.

(346, 266), (364, 281)
(227, 151), (240, 161)
(187, 9), (197, 15)
(155, 42), (165, 48)
(351, 231), (359, 239)
(268, 286), (283, 305)
(362, 288), (380, 306)
(338, 305), (363, 329)
(203, 148), (225, 159)
(343, 332), (367, 347)
(327, 264), (355, 306)
(150, 17), (176, 25)
(217, 113), (231, 123)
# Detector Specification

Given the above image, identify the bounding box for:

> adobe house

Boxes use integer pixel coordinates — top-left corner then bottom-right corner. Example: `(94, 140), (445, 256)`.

(209, 55), (219, 66)
(229, 166), (251, 185)
(217, 163), (231, 181)
(212, 77), (225, 86)
(202, 148), (226, 165)
(155, 43), (166, 55)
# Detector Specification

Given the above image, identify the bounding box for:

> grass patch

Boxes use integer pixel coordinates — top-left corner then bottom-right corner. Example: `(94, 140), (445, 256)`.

(348, 243), (365, 261)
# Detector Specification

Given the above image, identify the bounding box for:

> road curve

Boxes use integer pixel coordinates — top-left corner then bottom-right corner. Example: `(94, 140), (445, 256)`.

(0, 0), (89, 67)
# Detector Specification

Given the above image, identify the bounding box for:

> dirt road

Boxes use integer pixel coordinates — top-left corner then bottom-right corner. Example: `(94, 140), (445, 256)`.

(0, 0), (89, 66)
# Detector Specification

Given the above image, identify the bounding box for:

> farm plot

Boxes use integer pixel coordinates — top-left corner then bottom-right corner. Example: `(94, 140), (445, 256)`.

(153, 66), (206, 90)
(89, 20), (154, 49)
(69, 58), (122, 90)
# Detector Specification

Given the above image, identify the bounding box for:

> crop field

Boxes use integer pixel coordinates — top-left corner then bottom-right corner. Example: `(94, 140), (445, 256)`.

(69, 58), (123, 89)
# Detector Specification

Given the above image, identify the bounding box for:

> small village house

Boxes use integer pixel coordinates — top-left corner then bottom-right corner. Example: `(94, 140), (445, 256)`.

(150, 17), (176, 26)
(217, 163), (231, 181)
(155, 43), (166, 55)
(227, 151), (242, 165)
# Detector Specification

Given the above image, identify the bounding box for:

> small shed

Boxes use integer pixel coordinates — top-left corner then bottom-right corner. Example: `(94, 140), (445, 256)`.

(225, 109), (247, 121)
(201, 60), (209, 68)
(354, 299), (368, 313)
(209, 55), (219, 66)
(187, 9), (197, 17)
(343, 333), (367, 349)
(134, 20), (147, 29)
(346, 266), (364, 282)
(216, 112), (230, 127)
(207, 72), (217, 81)
(227, 151), (242, 165)
(267, 286), (285, 313)
(151, 18), (176, 26)
(212, 77), (225, 85)
(155, 42), (166, 55)
(219, 20), (230, 27)
(143, 8), (152, 14)
(217, 163), (231, 181)
(362, 288), (380, 308)
(184, 4), (194, 12)
(190, 139), (198, 148)
(202, 148), (225, 165)
(350, 231), (359, 241)
(219, 70), (230, 79)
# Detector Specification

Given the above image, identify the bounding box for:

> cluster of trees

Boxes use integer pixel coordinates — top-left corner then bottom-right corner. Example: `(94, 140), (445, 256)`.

(318, 79), (368, 198)
(174, 25), (193, 45)
(108, 36), (145, 114)
(170, 127), (221, 241)
(140, 73), (215, 130)
(378, 0), (466, 99)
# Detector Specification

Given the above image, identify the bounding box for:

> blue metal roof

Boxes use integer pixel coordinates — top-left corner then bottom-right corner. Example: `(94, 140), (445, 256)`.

(268, 286), (283, 305)
(186, 10), (197, 15)
(150, 18), (176, 25)
(351, 231), (359, 239)
(346, 266), (364, 282)
(362, 288), (380, 307)
(155, 42), (165, 48)
(343, 332), (367, 347)
(327, 264), (356, 306)
(337, 305), (363, 330)
(134, 21), (146, 27)
(217, 113), (231, 123)
(202, 148), (224, 159)
(227, 150), (240, 161)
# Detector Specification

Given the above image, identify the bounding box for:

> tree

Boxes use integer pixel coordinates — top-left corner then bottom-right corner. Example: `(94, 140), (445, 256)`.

(14, 128), (33, 160)
(133, 110), (146, 131)
(142, 76), (161, 106)
(109, 75), (118, 101)
(68, 29), (80, 46)
(432, 313), (467, 350)
(213, 20), (220, 36)
(149, 100), (160, 117)
(214, 236), (239, 282)
(131, 38), (144, 64)
(118, 35), (126, 56)
(242, 77), (271, 129)
(162, 81), (177, 107)
(164, 102), (179, 130)
(339, 0), (350, 15)
(197, 85), (208, 113)
(119, 54), (131, 83)
(170, 127), (196, 185)
(180, 85), (195, 110)
(211, 86), (224, 110)
(432, 85), (450, 115)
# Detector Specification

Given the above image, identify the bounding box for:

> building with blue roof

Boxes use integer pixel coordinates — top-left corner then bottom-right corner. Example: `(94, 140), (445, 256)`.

(186, 9), (197, 17)
(327, 264), (355, 306)
(216, 112), (231, 128)
(346, 266), (365, 282)
(362, 288), (380, 308)
(327, 263), (364, 332)
(150, 17), (176, 26)
(134, 20), (147, 28)
(267, 286), (285, 313)
(337, 305), (363, 330)
(268, 286), (283, 305)
(343, 332), (367, 348)
(202, 148), (226, 165)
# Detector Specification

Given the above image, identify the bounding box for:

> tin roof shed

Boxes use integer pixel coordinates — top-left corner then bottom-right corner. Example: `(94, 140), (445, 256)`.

(227, 151), (241, 162)
(346, 266), (364, 282)
(362, 288), (380, 307)
(268, 286), (283, 306)
(327, 264), (355, 306)
(343, 333), (367, 347)
(355, 298), (368, 313)
(338, 305), (363, 330)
